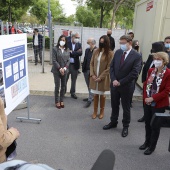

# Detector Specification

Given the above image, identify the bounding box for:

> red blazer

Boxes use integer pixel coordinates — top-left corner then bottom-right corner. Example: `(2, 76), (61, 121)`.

(143, 68), (170, 108)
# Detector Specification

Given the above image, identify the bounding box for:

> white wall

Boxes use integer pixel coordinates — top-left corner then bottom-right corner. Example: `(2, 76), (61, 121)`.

(54, 25), (126, 61)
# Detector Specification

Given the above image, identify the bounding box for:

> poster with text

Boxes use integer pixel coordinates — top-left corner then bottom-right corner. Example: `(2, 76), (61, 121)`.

(0, 34), (29, 115)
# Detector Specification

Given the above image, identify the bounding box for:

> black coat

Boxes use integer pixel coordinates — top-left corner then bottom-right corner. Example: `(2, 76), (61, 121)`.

(68, 41), (82, 70)
(110, 49), (141, 89)
(33, 33), (43, 49)
(82, 47), (96, 72)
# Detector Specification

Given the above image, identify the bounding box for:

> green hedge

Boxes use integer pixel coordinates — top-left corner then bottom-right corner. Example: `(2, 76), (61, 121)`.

(27, 36), (50, 49)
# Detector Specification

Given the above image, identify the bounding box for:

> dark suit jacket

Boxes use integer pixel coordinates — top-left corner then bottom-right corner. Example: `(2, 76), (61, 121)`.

(110, 49), (141, 89)
(109, 36), (115, 51)
(68, 41), (82, 70)
(82, 47), (96, 72)
(33, 33), (43, 49)
(141, 54), (153, 83)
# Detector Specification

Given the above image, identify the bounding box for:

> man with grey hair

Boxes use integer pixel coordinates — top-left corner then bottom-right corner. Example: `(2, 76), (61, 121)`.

(66, 32), (82, 99)
(82, 38), (97, 108)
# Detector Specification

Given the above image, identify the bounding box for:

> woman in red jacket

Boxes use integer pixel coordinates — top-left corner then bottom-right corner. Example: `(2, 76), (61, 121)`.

(140, 52), (170, 155)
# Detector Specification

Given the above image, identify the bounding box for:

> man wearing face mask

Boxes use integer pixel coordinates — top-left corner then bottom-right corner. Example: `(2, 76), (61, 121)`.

(82, 38), (97, 108)
(107, 30), (115, 51)
(164, 36), (170, 65)
(103, 35), (141, 137)
(66, 32), (82, 99)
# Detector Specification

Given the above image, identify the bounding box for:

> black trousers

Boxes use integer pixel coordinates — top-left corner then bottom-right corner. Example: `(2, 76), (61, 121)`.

(144, 104), (165, 149)
(110, 84), (134, 127)
(34, 46), (42, 63)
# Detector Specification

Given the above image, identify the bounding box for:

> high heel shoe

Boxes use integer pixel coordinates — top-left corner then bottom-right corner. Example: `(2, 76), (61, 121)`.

(60, 102), (64, 108)
(56, 102), (61, 109)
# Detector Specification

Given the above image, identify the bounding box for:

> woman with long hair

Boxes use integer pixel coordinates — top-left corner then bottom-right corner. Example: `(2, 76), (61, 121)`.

(51, 35), (70, 109)
(89, 35), (113, 119)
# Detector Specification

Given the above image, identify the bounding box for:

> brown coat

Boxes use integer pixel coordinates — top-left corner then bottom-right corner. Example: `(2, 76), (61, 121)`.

(0, 98), (18, 163)
(89, 49), (114, 91)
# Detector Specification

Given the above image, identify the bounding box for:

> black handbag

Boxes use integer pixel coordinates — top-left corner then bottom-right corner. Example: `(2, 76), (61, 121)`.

(6, 140), (17, 158)
(5, 125), (17, 158)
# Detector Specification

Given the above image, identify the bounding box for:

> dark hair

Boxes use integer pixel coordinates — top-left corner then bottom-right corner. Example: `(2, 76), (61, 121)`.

(34, 28), (39, 32)
(151, 42), (165, 53)
(97, 35), (110, 58)
(128, 32), (134, 36)
(120, 35), (132, 42)
(164, 36), (170, 41)
(57, 35), (68, 49)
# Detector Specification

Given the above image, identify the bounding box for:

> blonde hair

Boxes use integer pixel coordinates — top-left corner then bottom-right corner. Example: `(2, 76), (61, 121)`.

(152, 52), (169, 65)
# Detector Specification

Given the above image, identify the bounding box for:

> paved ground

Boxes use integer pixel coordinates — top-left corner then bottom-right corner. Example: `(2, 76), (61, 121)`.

(8, 96), (170, 170)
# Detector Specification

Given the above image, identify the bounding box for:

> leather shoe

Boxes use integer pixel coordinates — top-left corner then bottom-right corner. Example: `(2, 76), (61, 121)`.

(83, 98), (88, 102)
(103, 122), (117, 130)
(144, 147), (155, 155)
(138, 116), (145, 122)
(84, 101), (91, 108)
(71, 94), (77, 99)
(139, 142), (150, 150)
(122, 127), (128, 137)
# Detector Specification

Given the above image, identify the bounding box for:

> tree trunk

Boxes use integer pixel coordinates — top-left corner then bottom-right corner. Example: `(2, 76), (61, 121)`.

(110, 9), (116, 29)
(100, 6), (104, 28)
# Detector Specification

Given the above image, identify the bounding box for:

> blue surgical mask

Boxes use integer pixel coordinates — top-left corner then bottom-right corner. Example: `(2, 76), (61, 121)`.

(120, 44), (128, 51)
(165, 43), (170, 49)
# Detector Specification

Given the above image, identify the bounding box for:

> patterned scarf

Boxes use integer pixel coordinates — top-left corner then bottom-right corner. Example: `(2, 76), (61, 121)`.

(146, 66), (166, 97)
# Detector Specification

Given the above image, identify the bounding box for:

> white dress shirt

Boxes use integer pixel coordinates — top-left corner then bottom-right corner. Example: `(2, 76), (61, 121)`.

(34, 35), (38, 46)
(124, 48), (132, 60)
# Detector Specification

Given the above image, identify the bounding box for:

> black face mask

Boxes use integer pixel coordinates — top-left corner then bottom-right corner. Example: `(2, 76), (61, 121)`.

(134, 45), (139, 51)
(99, 42), (105, 48)
(107, 34), (111, 37)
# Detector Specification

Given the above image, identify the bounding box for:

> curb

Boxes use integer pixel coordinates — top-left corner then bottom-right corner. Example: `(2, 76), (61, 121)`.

(30, 90), (143, 101)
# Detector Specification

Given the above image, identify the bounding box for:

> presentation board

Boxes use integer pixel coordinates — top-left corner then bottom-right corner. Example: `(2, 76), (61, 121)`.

(0, 34), (29, 115)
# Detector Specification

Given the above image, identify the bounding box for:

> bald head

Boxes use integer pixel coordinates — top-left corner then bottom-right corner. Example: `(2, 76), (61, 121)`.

(107, 30), (112, 35)
(87, 37), (96, 50)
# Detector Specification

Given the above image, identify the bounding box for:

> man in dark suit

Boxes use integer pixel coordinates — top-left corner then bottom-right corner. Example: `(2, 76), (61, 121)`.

(103, 35), (141, 137)
(33, 28), (43, 65)
(82, 38), (97, 107)
(66, 32), (82, 99)
(107, 30), (115, 51)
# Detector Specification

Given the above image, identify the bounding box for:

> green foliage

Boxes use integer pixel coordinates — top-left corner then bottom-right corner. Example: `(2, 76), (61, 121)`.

(115, 0), (140, 29)
(76, 6), (100, 27)
(86, 0), (113, 28)
(0, 0), (35, 21)
(30, 0), (64, 24)
(27, 36), (50, 49)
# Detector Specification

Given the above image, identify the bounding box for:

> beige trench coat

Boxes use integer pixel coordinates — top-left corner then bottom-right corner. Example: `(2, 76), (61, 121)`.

(0, 98), (18, 163)
(89, 49), (114, 91)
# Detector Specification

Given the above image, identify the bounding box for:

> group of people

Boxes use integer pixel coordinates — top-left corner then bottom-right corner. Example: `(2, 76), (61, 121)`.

(51, 29), (170, 156)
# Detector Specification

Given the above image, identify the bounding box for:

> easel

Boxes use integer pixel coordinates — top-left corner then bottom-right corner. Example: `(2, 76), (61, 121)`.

(16, 95), (41, 123)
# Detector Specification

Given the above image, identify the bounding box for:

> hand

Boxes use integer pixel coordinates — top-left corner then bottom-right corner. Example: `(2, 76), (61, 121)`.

(92, 75), (97, 80)
(145, 97), (153, 105)
(95, 78), (101, 82)
(113, 80), (119, 87)
(60, 68), (65, 76)
(9, 127), (20, 138)
(77, 49), (82, 52)
(70, 50), (72, 53)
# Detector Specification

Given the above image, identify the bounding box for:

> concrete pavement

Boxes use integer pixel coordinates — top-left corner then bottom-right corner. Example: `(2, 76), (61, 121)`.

(8, 96), (170, 170)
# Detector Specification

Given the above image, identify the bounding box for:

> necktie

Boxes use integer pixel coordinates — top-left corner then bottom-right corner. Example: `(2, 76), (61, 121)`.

(120, 52), (127, 66)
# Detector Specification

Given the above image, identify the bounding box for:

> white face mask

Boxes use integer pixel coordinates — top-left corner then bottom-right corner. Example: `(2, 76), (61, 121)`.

(74, 38), (79, 43)
(153, 60), (163, 68)
(60, 41), (65, 47)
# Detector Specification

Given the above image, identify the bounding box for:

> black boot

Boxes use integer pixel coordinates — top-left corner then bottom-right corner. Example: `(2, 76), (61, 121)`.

(144, 147), (155, 155)
(139, 141), (150, 150)
(138, 116), (145, 122)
